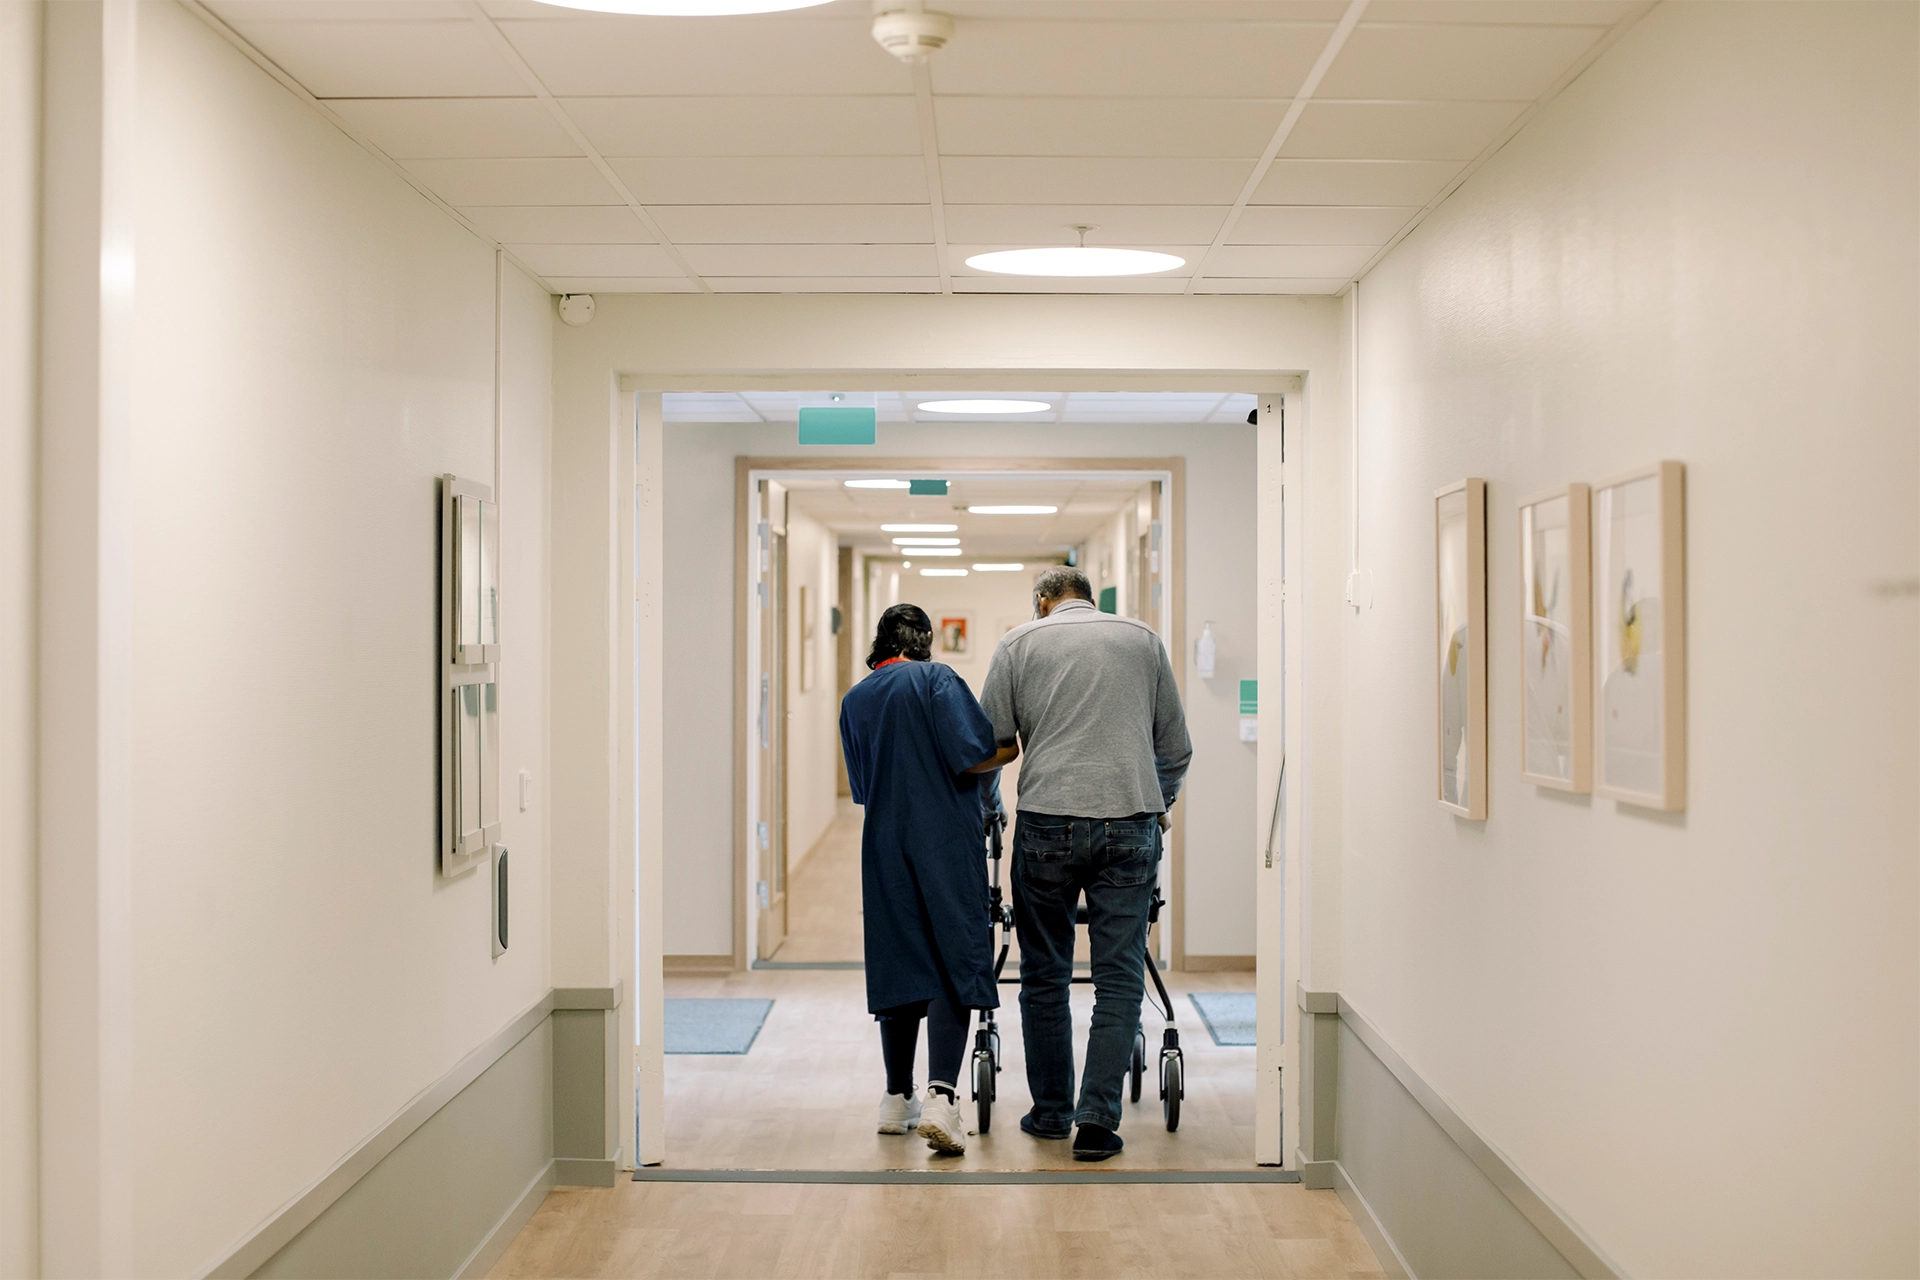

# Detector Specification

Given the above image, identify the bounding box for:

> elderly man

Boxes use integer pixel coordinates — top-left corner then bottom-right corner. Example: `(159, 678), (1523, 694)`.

(973, 565), (1191, 1161)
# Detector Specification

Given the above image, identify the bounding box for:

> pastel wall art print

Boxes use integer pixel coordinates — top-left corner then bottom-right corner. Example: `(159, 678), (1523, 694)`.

(1435, 479), (1488, 819)
(1593, 461), (1687, 810)
(1518, 484), (1592, 791)
(939, 614), (970, 655)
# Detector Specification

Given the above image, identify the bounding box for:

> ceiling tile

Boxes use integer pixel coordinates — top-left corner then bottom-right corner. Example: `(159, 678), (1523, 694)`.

(495, 16), (911, 96)
(506, 243), (684, 276)
(944, 204), (1229, 245)
(706, 278), (945, 293)
(935, 98), (1285, 159)
(1229, 204), (1415, 244)
(400, 157), (621, 205)
(1318, 23), (1606, 99)
(1252, 159), (1463, 206)
(951, 277), (1191, 294)
(1281, 100), (1526, 161)
(684, 244), (941, 276)
(1204, 244), (1375, 276)
(460, 205), (654, 244)
(928, 19), (1327, 97)
(942, 158), (1252, 205)
(1191, 277), (1349, 294)
(206, 2), (472, 19)
(327, 99), (579, 159)
(938, 2), (1348, 18)
(216, 19), (528, 97)
(564, 97), (920, 158)
(1360, 2), (1633, 24)
(542, 276), (699, 293)
(609, 157), (927, 205)
(648, 205), (934, 244)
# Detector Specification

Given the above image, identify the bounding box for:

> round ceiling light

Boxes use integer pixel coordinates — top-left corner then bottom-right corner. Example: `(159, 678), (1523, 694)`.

(845, 479), (911, 490)
(529, 0), (834, 14)
(967, 504), (1057, 515)
(964, 247), (1185, 278)
(917, 399), (1051, 415)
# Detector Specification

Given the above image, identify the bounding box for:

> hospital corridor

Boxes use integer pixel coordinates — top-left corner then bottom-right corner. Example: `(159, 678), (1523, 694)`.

(1, 1), (1915, 1278)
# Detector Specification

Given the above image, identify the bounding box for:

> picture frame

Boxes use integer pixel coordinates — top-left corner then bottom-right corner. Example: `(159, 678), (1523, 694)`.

(938, 614), (971, 656)
(1435, 479), (1488, 819)
(1518, 483), (1592, 792)
(1592, 461), (1686, 810)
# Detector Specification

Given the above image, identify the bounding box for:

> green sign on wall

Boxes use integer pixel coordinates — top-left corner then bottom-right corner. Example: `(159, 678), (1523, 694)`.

(1239, 679), (1258, 715)
(797, 406), (876, 445)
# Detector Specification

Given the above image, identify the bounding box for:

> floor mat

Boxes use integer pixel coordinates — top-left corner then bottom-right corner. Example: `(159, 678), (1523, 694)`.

(1188, 992), (1256, 1047)
(664, 998), (774, 1054)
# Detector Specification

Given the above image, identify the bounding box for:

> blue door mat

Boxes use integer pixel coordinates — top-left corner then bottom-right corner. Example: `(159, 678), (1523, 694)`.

(1189, 992), (1258, 1047)
(664, 998), (774, 1054)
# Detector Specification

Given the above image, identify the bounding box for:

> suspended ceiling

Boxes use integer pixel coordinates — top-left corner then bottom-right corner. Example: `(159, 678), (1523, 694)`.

(665, 389), (1255, 423)
(781, 472), (1151, 560)
(200, 0), (1641, 296)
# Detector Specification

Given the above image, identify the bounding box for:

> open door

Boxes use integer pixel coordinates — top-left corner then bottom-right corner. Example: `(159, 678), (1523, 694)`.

(755, 480), (790, 959)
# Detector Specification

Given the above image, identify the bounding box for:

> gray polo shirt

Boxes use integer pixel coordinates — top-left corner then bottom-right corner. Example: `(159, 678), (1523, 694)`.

(979, 598), (1192, 818)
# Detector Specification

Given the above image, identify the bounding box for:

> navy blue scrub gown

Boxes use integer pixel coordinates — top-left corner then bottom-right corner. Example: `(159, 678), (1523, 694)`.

(839, 659), (1001, 1015)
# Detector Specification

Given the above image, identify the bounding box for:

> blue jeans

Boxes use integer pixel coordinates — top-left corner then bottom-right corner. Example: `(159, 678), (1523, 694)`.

(1012, 811), (1161, 1134)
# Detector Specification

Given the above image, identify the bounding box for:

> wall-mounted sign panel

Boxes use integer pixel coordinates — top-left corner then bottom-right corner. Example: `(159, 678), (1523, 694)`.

(797, 406), (877, 445)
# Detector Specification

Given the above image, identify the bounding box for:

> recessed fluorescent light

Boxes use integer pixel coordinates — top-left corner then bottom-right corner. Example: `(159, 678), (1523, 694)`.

(964, 247), (1185, 278)
(971, 563), (1026, 572)
(892, 537), (959, 546)
(881, 523), (958, 533)
(920, 568), (969, 577)
(967, 505), (1057, 515)
(906, 547), (962, 556)
(845, 479), (911, 489)
(531, 0), (832, 13)
(917, 399), (1051, 415)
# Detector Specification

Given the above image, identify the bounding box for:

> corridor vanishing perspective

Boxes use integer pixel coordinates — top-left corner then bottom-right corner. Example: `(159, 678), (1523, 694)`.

(3, 2), (1915, 1279)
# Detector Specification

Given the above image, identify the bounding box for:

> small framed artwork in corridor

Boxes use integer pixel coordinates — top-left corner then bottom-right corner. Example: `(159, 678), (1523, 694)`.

(1593, 462), (1687, 810)
(1518, 484), (1593, 792)
(1436, 479), (1488, 819)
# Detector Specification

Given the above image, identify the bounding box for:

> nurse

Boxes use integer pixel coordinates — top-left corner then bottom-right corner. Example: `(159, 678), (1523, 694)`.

(839, 604), (1010, 1155)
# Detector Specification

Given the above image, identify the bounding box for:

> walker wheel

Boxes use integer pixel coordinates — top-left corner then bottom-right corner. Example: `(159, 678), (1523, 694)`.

(1161, 1050), (1183, 1132)
(973, 1050), (996, 1133)
(1130, 1028), (1146, 1103)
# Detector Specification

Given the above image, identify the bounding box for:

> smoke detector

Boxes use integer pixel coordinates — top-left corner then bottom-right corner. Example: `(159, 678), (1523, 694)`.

(871, 9), (952, 62)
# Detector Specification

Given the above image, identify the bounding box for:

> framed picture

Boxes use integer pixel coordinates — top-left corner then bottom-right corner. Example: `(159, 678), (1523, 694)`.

(938, 614), (971, 655)
(1593, 461), (1686, 810)
(1435, 479), (1488, 818)
(1518, 484), (1592, 791)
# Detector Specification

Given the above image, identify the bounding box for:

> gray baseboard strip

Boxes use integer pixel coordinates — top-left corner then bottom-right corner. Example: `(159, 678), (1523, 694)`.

(631, 1168), (1302, 1185)
(1336, 997), (1622, 1280)
(1332, 1159), (1412, 1280)
(456, 1161), (555, 1280)
(554, 1156), (620, 1188)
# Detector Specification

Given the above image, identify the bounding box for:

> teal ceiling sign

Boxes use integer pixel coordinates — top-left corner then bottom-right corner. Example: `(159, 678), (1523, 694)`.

(909, 478), (948, 495)
(797, 406), (876, 445)
(1239, 680), (1258, 715)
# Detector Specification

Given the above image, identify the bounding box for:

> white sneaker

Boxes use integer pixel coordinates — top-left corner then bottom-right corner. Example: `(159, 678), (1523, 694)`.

(877, 1090), (922, 1135)
(916, 1087), (967, 1154)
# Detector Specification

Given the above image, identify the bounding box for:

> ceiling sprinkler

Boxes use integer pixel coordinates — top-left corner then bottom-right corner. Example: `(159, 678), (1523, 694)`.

(871, 7), (953, 61)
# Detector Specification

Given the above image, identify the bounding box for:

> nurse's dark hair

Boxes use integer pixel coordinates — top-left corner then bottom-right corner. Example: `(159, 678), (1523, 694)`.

(867, 603), (934, 669)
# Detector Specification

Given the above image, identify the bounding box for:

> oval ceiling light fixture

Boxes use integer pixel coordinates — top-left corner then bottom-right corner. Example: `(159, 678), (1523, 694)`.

(916, 399), (1051, 415)
(881, 523), (958, 533)
(892, 537), (959, 546)
(971, 563), (1026, 572)
(921, 568), (969, 577)
(845, 478), (911, 489)
(967, 504), (1057, 515)
(965, 225), (1184, 278)
(530, 0), (833, 13)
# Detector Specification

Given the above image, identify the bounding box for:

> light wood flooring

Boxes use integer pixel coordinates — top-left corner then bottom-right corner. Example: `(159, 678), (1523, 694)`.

(489, 1180), (1387, 1279)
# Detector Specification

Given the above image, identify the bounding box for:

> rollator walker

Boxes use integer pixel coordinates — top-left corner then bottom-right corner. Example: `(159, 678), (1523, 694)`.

(969, 808), (1186, 1133)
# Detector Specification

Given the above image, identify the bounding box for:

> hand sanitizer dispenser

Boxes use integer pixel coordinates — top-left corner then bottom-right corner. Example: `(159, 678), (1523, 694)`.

(1196, 621), (1217, 680)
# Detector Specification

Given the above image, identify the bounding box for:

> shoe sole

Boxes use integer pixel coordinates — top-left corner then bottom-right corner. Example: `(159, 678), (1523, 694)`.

(917, 1117), (967, 1154)
(1071, 1146), (1122, 1162)
(876, 1122), (917, 1135)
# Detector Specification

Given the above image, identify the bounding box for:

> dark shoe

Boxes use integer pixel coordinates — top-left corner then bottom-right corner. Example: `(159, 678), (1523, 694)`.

(1019, 1112), (1072, 1140)
(1071, 1124), (1124, 1162)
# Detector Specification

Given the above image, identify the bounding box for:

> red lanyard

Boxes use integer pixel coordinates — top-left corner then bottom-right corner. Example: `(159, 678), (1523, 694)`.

(876, 656), (909, 669)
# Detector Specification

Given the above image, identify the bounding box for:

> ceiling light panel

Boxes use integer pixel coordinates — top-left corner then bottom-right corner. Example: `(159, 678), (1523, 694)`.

(916, 399), (1052, 414)
(880, 524), (958, 533)
(906, 547), (964, 556)
(845, 479), (910, 489)
(965, 247), (1186, 277)
(969, 505), (1058, 515)
(920, 569), (968, 577)
(892, 537), (960, 545)
(971, 563), (1026, 571)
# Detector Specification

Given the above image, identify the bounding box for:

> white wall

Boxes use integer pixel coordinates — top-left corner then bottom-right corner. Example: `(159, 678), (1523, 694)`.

(663, 420), (1258, 961)
(781, 506), (839, 873)
(0, 3), (39, 1274)
(1337, 4), (1917, 1275)
(123, 6), (553, 1275)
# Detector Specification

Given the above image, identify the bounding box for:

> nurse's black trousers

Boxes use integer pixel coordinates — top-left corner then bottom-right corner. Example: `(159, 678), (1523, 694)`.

(876, 991), (970, 1096)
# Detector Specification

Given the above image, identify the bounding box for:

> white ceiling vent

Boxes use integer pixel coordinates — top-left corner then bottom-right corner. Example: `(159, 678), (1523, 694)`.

(871, 9), (953, 63)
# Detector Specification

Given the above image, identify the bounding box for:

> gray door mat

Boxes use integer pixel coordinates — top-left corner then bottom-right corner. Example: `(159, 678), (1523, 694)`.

(663, 998), (773, 1054)
(1188, 992), (1258, 1046)
(632, 1168), (1300, 1185)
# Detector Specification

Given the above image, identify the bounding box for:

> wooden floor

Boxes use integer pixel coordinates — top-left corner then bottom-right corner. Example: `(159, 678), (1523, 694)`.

(776, 799), (864, 964)
(490, 1181), (1388, 1279)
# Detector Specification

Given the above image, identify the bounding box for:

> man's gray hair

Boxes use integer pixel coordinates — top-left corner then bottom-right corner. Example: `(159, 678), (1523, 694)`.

(1033, 565), (1094, 602)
